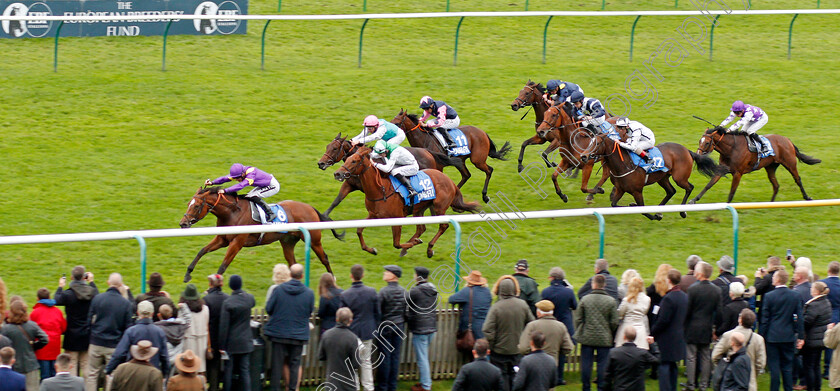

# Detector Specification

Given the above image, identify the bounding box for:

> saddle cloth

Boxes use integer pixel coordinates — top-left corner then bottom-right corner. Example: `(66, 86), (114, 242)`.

(629, 147), (669, 173)
(251, 202), (290, 229)
(388, 171), (437, 206)
(431, 128), (471, 156)
(746, 135), (775, 159)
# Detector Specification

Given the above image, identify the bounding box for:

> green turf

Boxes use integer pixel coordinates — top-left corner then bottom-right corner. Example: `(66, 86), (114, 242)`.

(0, 0), (838, 309)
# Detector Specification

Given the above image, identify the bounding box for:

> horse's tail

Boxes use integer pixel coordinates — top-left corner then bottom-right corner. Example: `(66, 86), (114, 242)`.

(450, 188), (481, 214)
(429, 150), (464, 169)
(313, 207), (346, 241)
(488, 136), (512, 161)
(794, 144), (821, 165)
(689, 151), (727, 178)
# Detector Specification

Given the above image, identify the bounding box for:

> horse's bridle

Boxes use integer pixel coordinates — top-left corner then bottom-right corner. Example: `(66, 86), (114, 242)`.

(183, 192), (238, 223)
(587, 136), (639, 178)
(513, 84), (541, 109)
(700, 131), (722, 155)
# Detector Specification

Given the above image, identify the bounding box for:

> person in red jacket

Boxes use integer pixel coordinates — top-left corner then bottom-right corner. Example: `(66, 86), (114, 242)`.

(30, 288), (67, 380)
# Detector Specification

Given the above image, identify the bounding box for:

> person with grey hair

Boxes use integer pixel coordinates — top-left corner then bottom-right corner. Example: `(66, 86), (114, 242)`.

(540, 267), (576, 385)
(86, 273), (134, 391)
(55, 266), (98, 378)
(578, 259), (620, 303)
(713, 309), (766, 391)
(679, 255), (702, 291)
(684, 261), (723, 391)
(318, 308), (362, 391)
(719, 281), (749, 335)
(793, 266), (813, 303)
(714, 255), (741, 306)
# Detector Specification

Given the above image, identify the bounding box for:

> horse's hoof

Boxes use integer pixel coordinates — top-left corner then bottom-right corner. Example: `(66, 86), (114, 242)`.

(483, 194), (490, 203)
(655, 213), (663, 220)
(427, 249), (435, 258)
(805, 196), (813, 201)
(680, 211), (687, 218)
(585, 194), (595, 204)
(183, 274), (192, 283)
(549, 162), (558, 168)
(559, 193), (568, 203)
(416, 238), (423, 244)
(517, 165), (524, 173)
(371, 248), (378, 256)
(399, 248), (408, 257)
(595, 187), (605, 194)
(688, 199), (697, 205)
(629, 203), (638, 207)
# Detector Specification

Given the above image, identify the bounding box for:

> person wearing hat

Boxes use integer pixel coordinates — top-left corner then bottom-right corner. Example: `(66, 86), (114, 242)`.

(512, 260), (540, 317)
(376, 265), (407, 391)
(202, 274), (228, 391)
(406, 266), (438, 391)
(109, 340), (164, 391)
(134, 272), (176, 322)
(518, 300), (574, 382)
(218, 275), (255, 391)
(166, 350), (205, 391)
(448, 270), (492, 354)
(86, 272), (135, 391)
(179, 283), (209, 376)
(714, 256), (741, 306)
(106, 300), (168, 377)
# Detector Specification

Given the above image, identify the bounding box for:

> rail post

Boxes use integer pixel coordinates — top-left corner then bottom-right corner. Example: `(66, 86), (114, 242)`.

(298, 227), (312, 287)
(133, 235), (147, 294)
(601, 0), (605, 10)
(446, 0), (450, 12)
(277, 0), (281, 12)
(525, 0), (529, 11)
(363, 0), (367, 12)
(542, 16), (553, 64)
(592, 211), (605, 259)
(709, 15), (720, 61)
(788, 14), (799, 59)
(53, 21), (64, 72)
(726, 206), (739, 274)
(675, 0), (679, 7)
(453, 16), (465, 66)
(358, 18), (369, 68)
(629, 15), (641, 62)
(261, 20), (272, 70)
(162, 20), (174, 71)
(449, 219), (462, 291)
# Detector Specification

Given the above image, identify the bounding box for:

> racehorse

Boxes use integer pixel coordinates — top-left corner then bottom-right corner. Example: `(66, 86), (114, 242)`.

(334, 146), (480, 257)
(691, 126), (820, 203)
(317, 133), (465, 217)
(511, 80), (563, 172)
(392, 110), (512, 203)
(585, 134), (725, 220)
(179, 187), (343, 282)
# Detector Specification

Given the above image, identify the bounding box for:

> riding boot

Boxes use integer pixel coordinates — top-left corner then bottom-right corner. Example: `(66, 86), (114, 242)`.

(396, 174), (419, 201)
(250, 197), (276, 222)
(437, 128), (456, 152)
(586, 124), (599, 135)
(639, 151), (652, 163)
(749, 133), (764, 152)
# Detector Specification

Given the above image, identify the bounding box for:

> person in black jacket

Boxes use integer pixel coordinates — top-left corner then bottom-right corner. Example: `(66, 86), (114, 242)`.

(452, 339), (502, 391)
(803, 282), (832, 391)
(265, 264), (314, 391)
(318, 308), (362, 391)
(759, 269), (805, 391)
(684, 261), (723, 391)
(55, 265), (98, 378)
(86, 273), (133, 390)
(648, 269), (688, 391)
(578, 259), (620, 304)
(719, 333), (751, 391)
(218, 275), (255, 391)
(753, 256), (784, 312)
(375, 265), (407, 391)
(203, 273), (228, 391)
(407, 266), (438, 391)
(604, 328), (658, 391)
(719, 282), (749, 335)
(713, 256), (740, 306)
(134, 272), (176, 321)
(512, 331), (556, 391)
(317, 273), (343, 335)
(339, 264), (379, 391)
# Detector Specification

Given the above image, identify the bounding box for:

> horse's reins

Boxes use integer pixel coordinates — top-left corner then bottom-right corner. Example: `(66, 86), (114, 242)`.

(184, 192), (238, 222)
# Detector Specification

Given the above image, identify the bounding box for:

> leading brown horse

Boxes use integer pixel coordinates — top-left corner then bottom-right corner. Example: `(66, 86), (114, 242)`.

(179, 187), (343, 282)
(691, 126), (820, 203)
(512, 80), (561, 171)
(392, 110), (511, 203)
(334, 146), (480, 257)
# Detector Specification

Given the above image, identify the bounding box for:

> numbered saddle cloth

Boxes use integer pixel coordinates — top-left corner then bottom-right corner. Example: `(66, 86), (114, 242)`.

(432, 128), (471, 156)
(746, 135), (775, 159)
(629, 147), (668, 173)
(388, 171), (437, 205)
(252, 202), (291, 231)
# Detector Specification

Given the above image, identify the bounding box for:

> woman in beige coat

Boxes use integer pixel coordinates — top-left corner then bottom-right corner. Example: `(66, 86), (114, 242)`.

(823, 322), (840, 390)
(615, 277), (651, 349)
(179, 284), (209, 374)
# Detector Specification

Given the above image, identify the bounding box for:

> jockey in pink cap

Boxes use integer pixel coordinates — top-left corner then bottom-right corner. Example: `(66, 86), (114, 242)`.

(720, 100), (769, 153)
(350, 115), (406, 146)
(205, 163), (279, 221)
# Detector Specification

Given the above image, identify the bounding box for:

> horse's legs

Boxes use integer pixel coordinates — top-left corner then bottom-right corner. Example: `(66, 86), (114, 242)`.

(586, 163), (610, 202)
(611, 187), (626, 207)
(406, 210), (427, 246)
(690, 174), (724, 204)
(518, 135), (546, 173)
(541, 140), (560, 168)
(426, 221), (450, 259)
(550, 161), (571, 203)
(657, 177), (677, 206)
(356, 213), (378, 255)
(673, 177), (695, 218)
(216, 235), (247, 275)
(471, 159), (494, 203)
(392, 226), (413, 257)
(765, 163), (781, 202)
(780, 160), (813, 201)
(324, 181), (357, 217)
(280, 240), (298, 266)
(184, 236), (228, 282)
(631, 192), (661, 221)
(727, 172), (744, 203)
(454, 157), (471, 188)
(310, 233), (333, 275)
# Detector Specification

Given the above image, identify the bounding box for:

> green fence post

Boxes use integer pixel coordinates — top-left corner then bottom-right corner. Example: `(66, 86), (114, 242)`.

(162, 20), (174, 71)
(675, 0), (678, 7)
(788, 14), (799, 60)
(363, 0), (367, 12)
(525, 0), (529, 11)
(601, 0), (605, 10)
(726, 206), (739, 274)
(453, 17), (465, 66)
(629, 15), (641, 62)
(358, 19), (369, 68)
(261, 20), (272, 70)
(542, 16), (553, 64)
(817, 0), (820, 8)
(446, 0), (450, 12)
(53, 21), (64, 72)
(708, 15), (720, 61)
(449, 219), (462, 291)
(592, 211), (605, 259)
(298, 227), (312, 287)
(277, 0), (281, 12)
(133, 236), (147, 294)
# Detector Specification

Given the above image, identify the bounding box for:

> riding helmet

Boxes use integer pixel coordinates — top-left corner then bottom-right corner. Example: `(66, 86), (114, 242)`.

(363, 115), (379, 127)
(615, 117), (631, 127)
(569, 91), (585, 103)
(731, 100), (746, 112)
(229, 163), (246, 177)
(419, 96), (434, 109)
(373, 140), (388, 155)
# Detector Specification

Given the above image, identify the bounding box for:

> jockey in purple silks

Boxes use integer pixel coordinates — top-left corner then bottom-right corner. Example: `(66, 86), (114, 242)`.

(419, 96), (460, 153)
(720, 100), (769, 153)
(205, 163), (280, 221)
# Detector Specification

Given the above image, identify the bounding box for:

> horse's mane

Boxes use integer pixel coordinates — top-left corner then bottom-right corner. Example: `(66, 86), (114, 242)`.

(406, 113), (420, 123)
(198, 186), (247, 199)
(527, 80), (546, 93)
(705, 127), (749, 137)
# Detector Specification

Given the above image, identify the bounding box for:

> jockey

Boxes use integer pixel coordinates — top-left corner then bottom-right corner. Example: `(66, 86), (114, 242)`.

(351, 115), (406, 146)
(615, 118), (656, 163)
(569, 91), (615, 135)
(205, 163), (279, 221)
(720, 100), (769, 152)
(371, 140), (420, 200)
(543, 79), (584, 106)
(419, 96), (459, 152)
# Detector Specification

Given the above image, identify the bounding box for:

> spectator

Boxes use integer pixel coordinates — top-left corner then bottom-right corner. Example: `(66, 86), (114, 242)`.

(165, 350), (205, 391)
(718, 333), (751, 391)
(318, 308), (361, 391)
(406, 267), (438, 391)
(713, 256), (740, 306)
(719, 282), (749, 335)
(105, 300), (168, 376)
(86, 273), (134, 391)
(218, 275), (255, 391)
(108, 340), (163, 391)
(575, 274), (619, 391)
(339, 264), (378, 391)
(754, 256), (785, 311)
(604, 328), (658, 391)
(645, 264), (674, 381)
(134, 273), (175, 322)
(448, 270), (491, 340)
(1, 297), (49, 389)
(713, 309), (767, 391)
(615, 277), (650, 349)
(794, 267), (813, 303)
(649, 269), (688, 391)
(820, 261), (840, 379)
(578, 259), (620, 303)
(759, 269), (805, 391)
(452, 339), (502, 391)
(512, 260), (540, 316)
(153, 304), (190, 375)
(540, 266), (576, 385)
(376, 265), (406, 391)
(202, 274), (228, 391)
(685, 261), (723, 391)
(482, 275), (533, 391)
(55, 266), (98, 378)
(179, 284), (208, 376)
(266, 264), (291, 303)
(0, 347), (26, 391)
(30, 288), (66, 381)
(618, 269), (640, 299)
(317, 273), (343, 335)
(802, 281), (831, 391)
(679, 255), (702, 291)
(792, 256), (814, 282)
(792, 266), (812, 390)
(822, 323), (840, 391)
(518, 300), (573, 385)
(39, 353), (83, 391)
(265, 264), (314, 391)
(512, 331), (556, 391)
